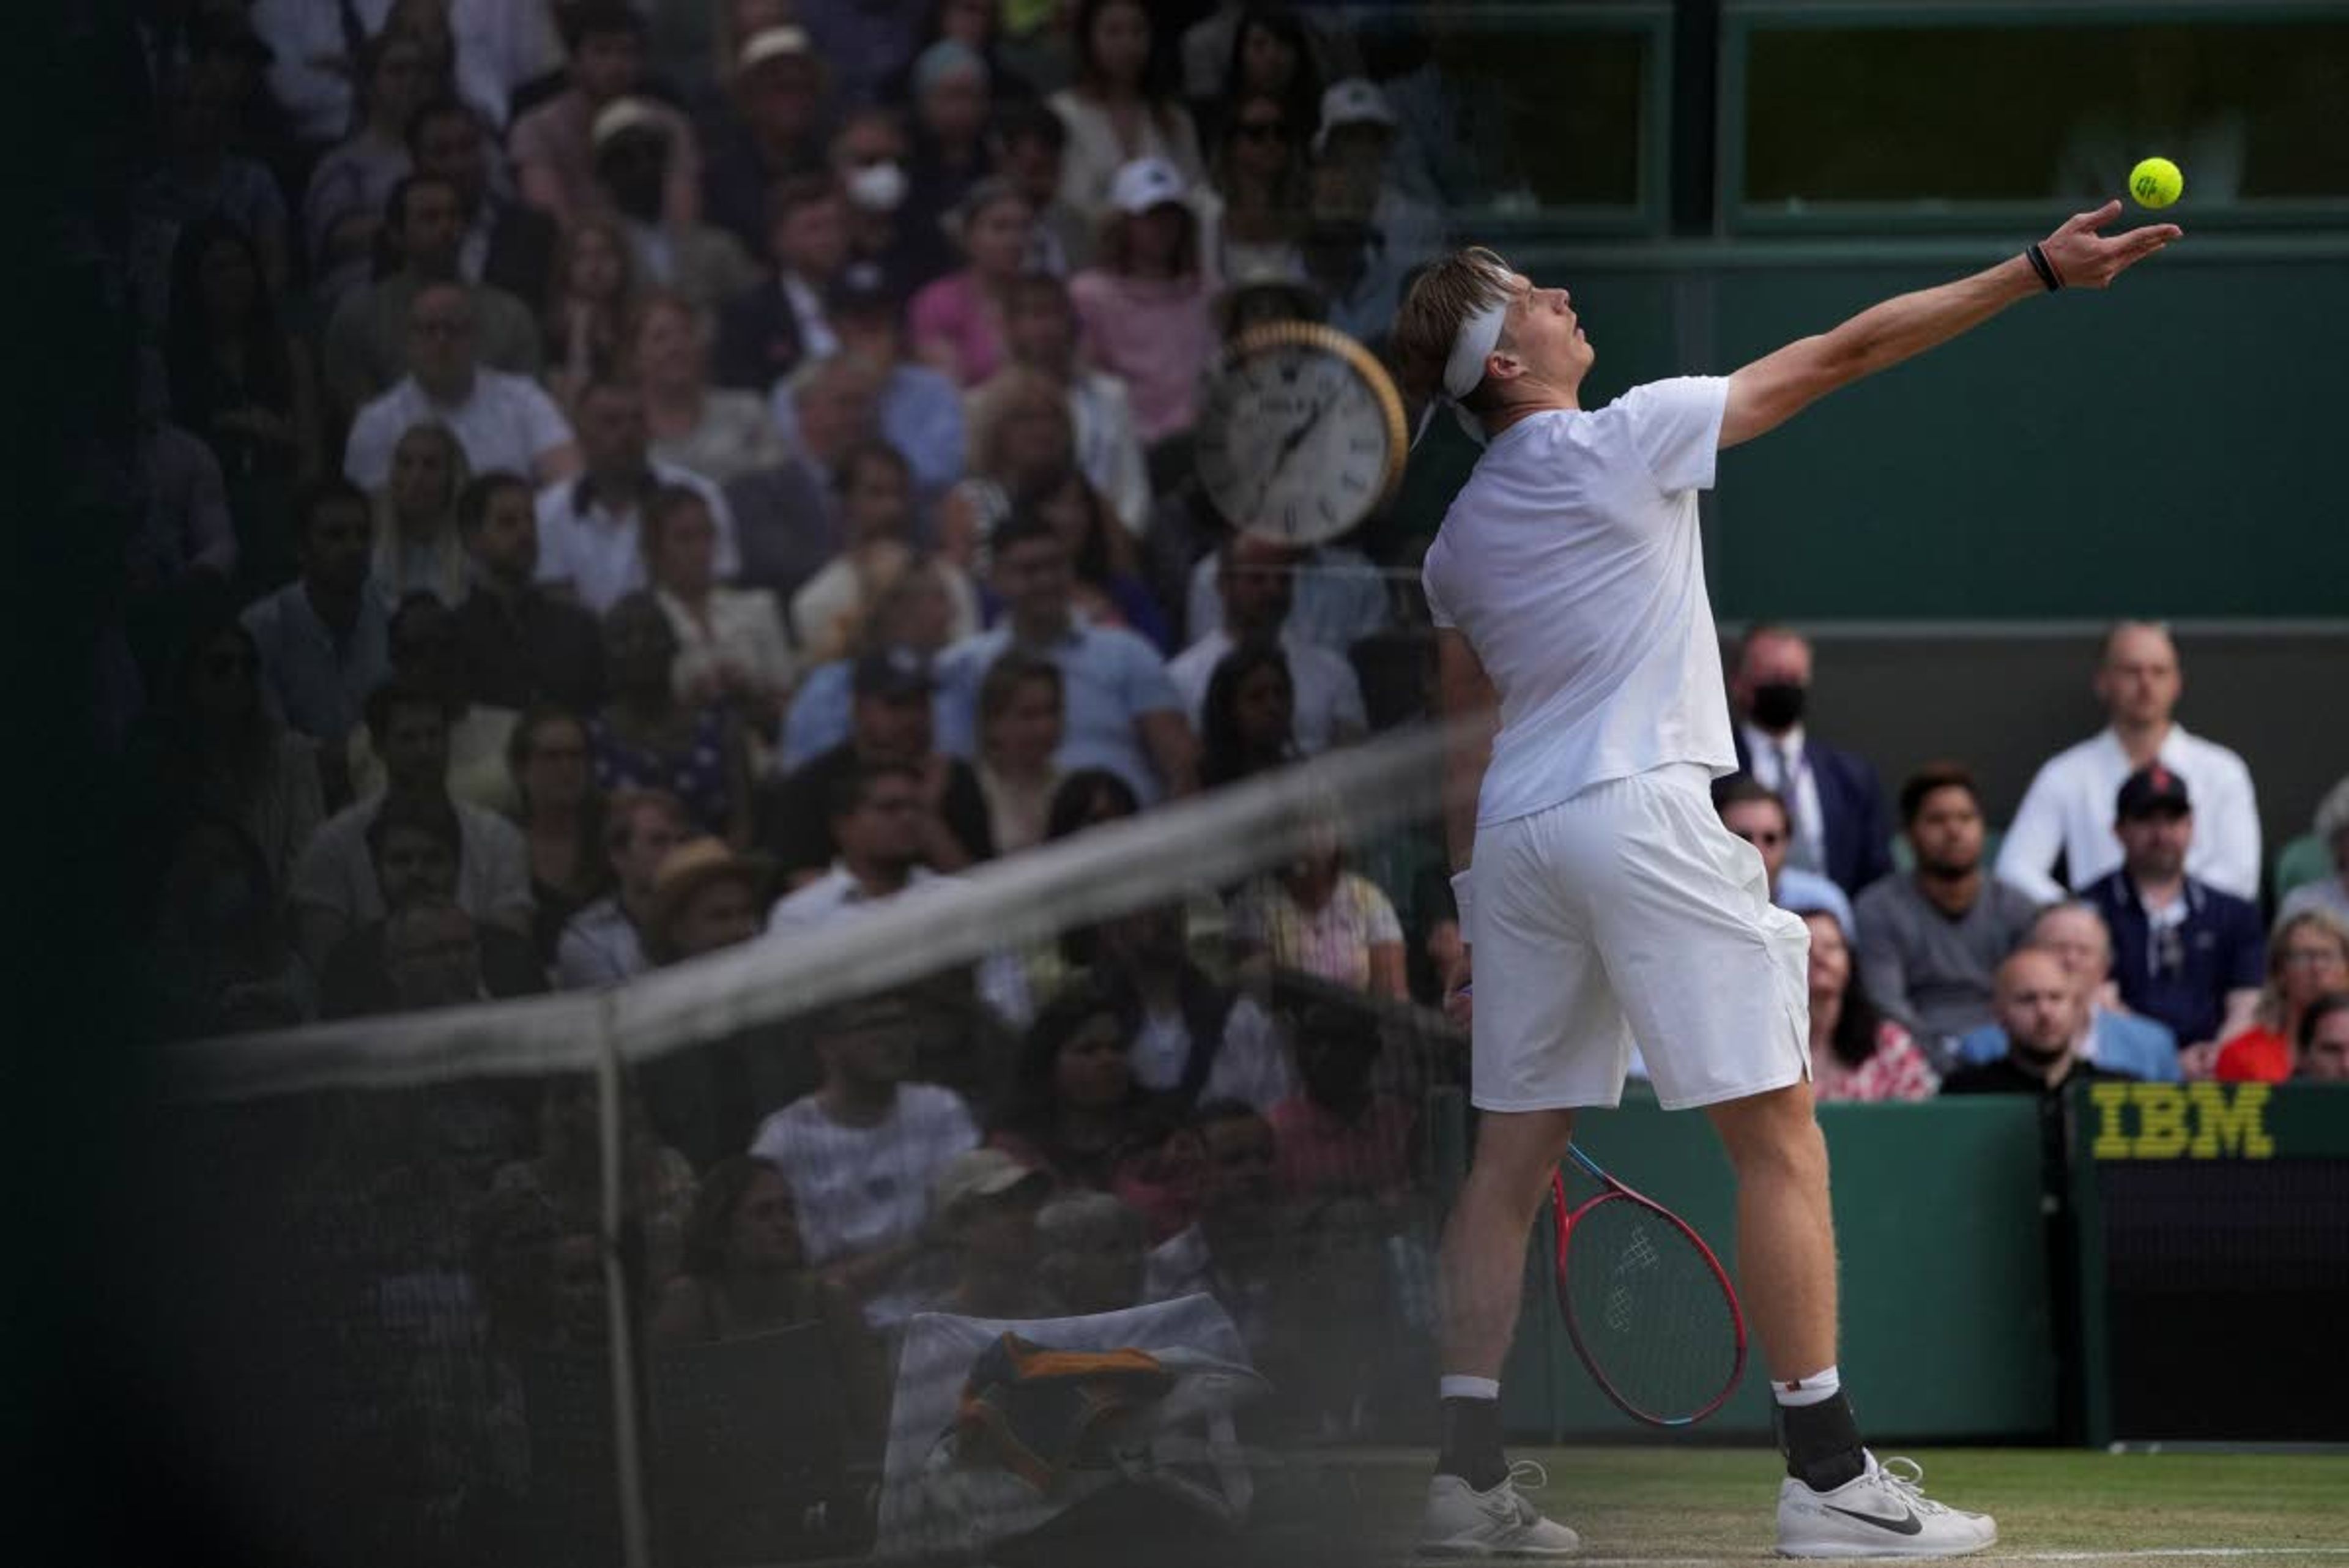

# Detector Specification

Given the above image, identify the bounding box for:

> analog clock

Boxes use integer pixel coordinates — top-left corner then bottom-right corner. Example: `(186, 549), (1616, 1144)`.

(1193, 320), (1408, 545)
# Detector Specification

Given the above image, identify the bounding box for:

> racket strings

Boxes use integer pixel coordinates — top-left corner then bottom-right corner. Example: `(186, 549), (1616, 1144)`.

(1561, 1196), (1740, 1422)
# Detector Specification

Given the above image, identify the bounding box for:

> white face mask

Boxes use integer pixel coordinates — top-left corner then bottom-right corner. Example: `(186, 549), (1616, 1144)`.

(845, 160), (908, 214)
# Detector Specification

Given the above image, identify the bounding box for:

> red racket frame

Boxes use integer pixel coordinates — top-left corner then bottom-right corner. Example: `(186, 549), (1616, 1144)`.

(1549, 1144), (1748, 1428)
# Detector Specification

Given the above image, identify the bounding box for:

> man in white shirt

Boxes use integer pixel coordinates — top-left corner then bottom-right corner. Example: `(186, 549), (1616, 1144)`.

(533, 377), (738, 612)
(344, 284), (582, 489)
(1168, 535), (1368, 759)
(1995, 621), (2262, 904)
(1392, 207), (2174, 1555)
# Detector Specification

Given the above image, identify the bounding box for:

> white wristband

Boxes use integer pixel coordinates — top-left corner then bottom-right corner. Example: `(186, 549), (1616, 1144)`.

(1449, 868), (1473, 931)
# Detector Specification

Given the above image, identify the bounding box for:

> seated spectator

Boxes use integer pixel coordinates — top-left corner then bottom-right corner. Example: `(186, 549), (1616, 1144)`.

(1297, 80), (1444, 344)
(450, 472), (607, 713)
(241, 479), (391, 756)
(634, 292), (793, 485)
(1713, 773), (1858, 940)
(590, 593), (755, 842)
(826, 262), (968, 508)
(886, 1), (1037, 109)
(535, 377), (738, 613)
(1854, 764), (2042, 1050)
(1267, 998), (1416, 1205)
(1091, 899), (1294, 1111)
(162, 218), (321, 582)
(494, 1077), (697, 1293)
(1231, 818), (1408, 1001)
(557, 787), (692, 988)
(1182, 531), (1389, 656)
(792, 441), (979, 665)
(133, 66), (288, 297)
(938, 369), (1080, 570)
(141, 619), (324, 899)
(1942, 949), (2139, 1098)
(758, 650), (991, 887)
(406, 95), (559, 307)
(1998, 621), (2262, 903)
(317, 794), (548, 1018)
(973, 653), (1065, 855)
(1069, 159), (1217, 448)
(737, 354), (881, 601)
(1036, 1190), (1149, 1313)
(1051, 0), (1206, 228)
(716, 172), (851, 392)
(302, 27), (435, 302)
(1197, 638), (1297, 788)
(935, 514), (1198, 803)
(2082, 764), (2265, 1071)
(541, 216), (639, 409)
(910, 179), (1036, 388)
(644, 485), (795, 747)
(828, 104), (929, 288)
(994, 102), (1089, 275)
(590, 98), (760, 316)
(649, 1154), (859, 1347)
(2281, 776), (2349, 926)
(324, 174), (542, 414)
(991, 979), (1157, 1191)
(926, 1147), (1063, 1319)
(643, 836), (771, 968)
(345, 283), (581, 489)
(2215, 910), (2349, 1082)
(1201, 89), (1308, 283)
(1173, 537), (1367, 759)
(1143, 1099), (1283, 1345)
(1953, 902), (2183, 1082)
(1020, 466), (1170, 650)
(347, 592), (521, 811)
(765, 760), (948, 934)
(508, 705), (609, 960)
(1729, 623), (1891, 899)
(511, 2), (702, 232)
(995, 272), (1147, 532)
(902, 39), (999, 228)
(780, 557), (970, 768)
(700, 26), (832, 255)
(1182, 2), (1343, 115)
(2298, 993), (2349, 1082)
(366, 422), (472, 609)
(1799, 910), (1937, 1102)
(290, 680), (534, 968)
(749, 994), (982, 1327)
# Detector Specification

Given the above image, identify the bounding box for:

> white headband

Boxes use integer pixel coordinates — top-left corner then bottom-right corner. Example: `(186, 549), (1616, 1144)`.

(1441, 301), (1507, 401)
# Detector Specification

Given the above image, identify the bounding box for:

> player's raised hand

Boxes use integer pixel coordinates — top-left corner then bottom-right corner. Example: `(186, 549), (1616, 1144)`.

(2038, 199), (2183, 290)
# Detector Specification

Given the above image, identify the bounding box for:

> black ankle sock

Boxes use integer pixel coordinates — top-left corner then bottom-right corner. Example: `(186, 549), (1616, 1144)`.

(1437, 1396), (1508, 1492)
(1779, 1392), (1866, 1492)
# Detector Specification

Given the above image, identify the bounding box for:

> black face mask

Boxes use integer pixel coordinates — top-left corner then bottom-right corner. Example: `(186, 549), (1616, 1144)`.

(1748, 681), (1808, 732)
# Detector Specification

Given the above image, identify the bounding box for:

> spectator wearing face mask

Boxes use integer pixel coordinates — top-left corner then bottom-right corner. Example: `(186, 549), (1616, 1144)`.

(1728, 623), (1891, 900)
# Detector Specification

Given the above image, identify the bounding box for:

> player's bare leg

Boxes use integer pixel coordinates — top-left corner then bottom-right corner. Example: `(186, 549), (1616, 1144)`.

(1709, 1083), (1995, 1558)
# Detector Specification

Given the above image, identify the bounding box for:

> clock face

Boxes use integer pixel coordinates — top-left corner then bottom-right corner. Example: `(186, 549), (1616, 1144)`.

(1195, 324), (1406, 546)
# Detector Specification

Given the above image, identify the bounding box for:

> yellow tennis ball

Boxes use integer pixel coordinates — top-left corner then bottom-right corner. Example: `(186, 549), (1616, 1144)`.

(2129, 157), (2183, 209)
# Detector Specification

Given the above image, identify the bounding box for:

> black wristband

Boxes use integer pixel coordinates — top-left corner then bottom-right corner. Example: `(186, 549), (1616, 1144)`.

(2026, 243), (2064, 292)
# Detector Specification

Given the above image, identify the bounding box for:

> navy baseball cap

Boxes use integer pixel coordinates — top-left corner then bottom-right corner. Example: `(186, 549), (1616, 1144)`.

(2116, 763), (2192, 819)
(852, 647), (932, 701)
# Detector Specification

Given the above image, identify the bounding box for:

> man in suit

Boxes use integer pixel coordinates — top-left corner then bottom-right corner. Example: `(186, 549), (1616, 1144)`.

(1729, 623), (1891, 899)
(407, 95), (558, 308)
(713, 173), (852, 392)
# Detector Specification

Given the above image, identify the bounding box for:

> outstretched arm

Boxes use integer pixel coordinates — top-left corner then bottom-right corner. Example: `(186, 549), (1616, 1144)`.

(1721, 201), (2181, 450)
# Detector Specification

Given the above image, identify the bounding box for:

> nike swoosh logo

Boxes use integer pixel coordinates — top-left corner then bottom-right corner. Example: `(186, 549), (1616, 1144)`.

(1825, 1504), (1924, 1536)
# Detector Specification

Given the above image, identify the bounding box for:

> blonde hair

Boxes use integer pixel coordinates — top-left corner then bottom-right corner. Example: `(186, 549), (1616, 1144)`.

(1391, 246), (1516, 407)
(967, 365), (1074, 480)
(2260, 907), (2349, 1029)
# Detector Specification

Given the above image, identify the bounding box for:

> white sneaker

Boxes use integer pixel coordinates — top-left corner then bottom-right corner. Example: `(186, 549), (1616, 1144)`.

(1776, 1453), (1997, 1559)
(1418, 1461), (1582, 1558)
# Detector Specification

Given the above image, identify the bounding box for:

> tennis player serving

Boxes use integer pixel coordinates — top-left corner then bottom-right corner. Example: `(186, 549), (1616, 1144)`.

(1394, 199), (2179, 1559)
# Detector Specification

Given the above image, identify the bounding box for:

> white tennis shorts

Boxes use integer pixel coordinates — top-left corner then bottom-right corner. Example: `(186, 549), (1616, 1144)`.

(1468, 763), (1812, 1113)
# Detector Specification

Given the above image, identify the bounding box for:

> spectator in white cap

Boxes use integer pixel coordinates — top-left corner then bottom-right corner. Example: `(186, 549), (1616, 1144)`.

(908, 179), (1037, 388)
(1049, 0), (1207, 228)
(1298, 81), (1445, 345)
(511, 2), (704, 232)
(1069, 158), (1219, 447)
(703, 26), (833, 253)
(590, 100), (762, 316)
(924, 1147), (1062, 1319)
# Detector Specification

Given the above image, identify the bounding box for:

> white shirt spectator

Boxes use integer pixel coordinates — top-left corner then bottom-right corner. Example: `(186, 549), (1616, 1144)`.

(1127, 992), (1295, 1111)
(288, 796), (533, 932)
(532, 464), (740, 614)
(1067, 371), (1151, 536)
(749, 1083), (979, 1326)
(555, 895), (646, 989)
(766, 864), (1028, 1020)
(1167, 628), (1367, 757)
(251, 0), (394, 143)
(345, 370), (575, 490)
(1186, 544), (1389, 655)
(656, 585), (795, 706)
(1995, 725), (2262, 904)
(1740, 719), (1829, 877)
(447, 0), (565, 127)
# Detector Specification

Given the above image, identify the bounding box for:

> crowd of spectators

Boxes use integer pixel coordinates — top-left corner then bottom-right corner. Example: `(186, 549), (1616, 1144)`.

(105, 1), (2345, 1547)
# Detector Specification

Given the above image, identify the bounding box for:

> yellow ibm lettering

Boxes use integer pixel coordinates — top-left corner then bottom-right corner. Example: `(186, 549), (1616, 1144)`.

(2093, 1082), (2275, 1160)
(2186, 1082), (2275, 1159)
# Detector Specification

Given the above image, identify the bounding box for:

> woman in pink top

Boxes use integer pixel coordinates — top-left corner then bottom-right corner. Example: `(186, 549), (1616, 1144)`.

(907, 178), (1034, 388)
(1801, 910), (1937, 1102)
(1068, 157), (1218, 446)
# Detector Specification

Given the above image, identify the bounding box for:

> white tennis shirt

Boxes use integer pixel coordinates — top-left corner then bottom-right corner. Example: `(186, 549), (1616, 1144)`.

(1421, 376), (1735, 828)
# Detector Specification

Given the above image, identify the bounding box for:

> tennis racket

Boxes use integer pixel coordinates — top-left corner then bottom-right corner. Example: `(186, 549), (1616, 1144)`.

(1549, 1143), (1746, 1427)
